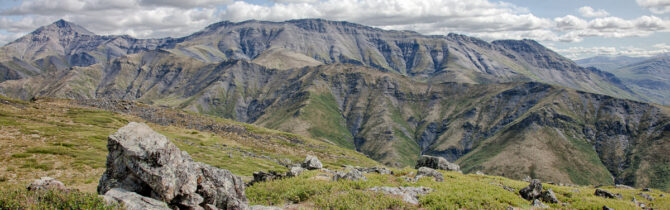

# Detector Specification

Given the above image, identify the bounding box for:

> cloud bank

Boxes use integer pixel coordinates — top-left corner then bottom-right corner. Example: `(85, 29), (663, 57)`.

(0, 0), (669, 58)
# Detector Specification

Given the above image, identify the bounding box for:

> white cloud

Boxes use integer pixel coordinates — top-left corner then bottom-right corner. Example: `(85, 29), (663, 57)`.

(551, 15), (670, 42)
(578, 6), (609, 18)
(637, 0), (670, 14)
(222, 0), (553, 35)
(554, 44), (670, 59)
(0, 0), (667, 54)
(555, 15), (588, 31)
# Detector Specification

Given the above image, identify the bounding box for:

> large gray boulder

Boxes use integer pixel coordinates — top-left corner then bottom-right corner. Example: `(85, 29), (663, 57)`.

(302, 155), (323, 170)
(415, 155), (460, 172)
(97, 122), (249, 210)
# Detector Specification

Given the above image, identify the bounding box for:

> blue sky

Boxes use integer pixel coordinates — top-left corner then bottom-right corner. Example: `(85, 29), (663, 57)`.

(1, 0), (669, 59)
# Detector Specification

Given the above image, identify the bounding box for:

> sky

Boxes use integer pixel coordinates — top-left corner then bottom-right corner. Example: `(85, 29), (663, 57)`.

(0, 0), (669, 59)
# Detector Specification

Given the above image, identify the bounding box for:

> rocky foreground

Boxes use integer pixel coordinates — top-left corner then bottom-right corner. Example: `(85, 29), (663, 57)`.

(87, 122), (662, 209)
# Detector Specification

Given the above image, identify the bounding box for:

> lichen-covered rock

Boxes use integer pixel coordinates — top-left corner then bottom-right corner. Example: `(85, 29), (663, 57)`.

(27, 177), (67, 192)
(97, 122), (249, 209)
(416, 167), (444, 182)
(368, 187), (433, 205)
(102, 188), (170, 210)
(519, 179), (543, 201)
(594, 189), (622, 199)
(415, 155), (460, 172)
(333, 170), (367, 181)
(302, 155), (323, 170)
(288, 166), (305, 177)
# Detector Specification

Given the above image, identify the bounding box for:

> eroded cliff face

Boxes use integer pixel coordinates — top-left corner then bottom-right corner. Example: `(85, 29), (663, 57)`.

(1, 19), (639, 102)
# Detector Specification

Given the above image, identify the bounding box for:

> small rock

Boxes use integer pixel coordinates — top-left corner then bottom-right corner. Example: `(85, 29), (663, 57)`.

(615, 184), (634, 190)
(251, 171), (285, 185)
(637, 193), (654, 201)
(489, 182), (515, 192)
(102, 188), (170, 210)
(288, 166), (305, 177)
(416, 167), (444, 182)
(27, 177), (67, 192)
(531, 199), (548, 208)
(333, 170), (367, 181)
(475, 171), (485, 175)
(571, 189), (580, 193)
(594, 189), (622, 199)
(415, 155), (460, 172)
(302, 155), (323, 170)
(541, 189), (559, 203)
(358, 166), (392, 175)
(642, 188), (651, 192)
(523, 176), (532, 182)
(602, 205), (613, 210)
(519, 179), (543, 201)
(368, 187), (433, 205)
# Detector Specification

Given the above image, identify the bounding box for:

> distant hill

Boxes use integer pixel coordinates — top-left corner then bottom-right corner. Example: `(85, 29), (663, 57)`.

(576, 55), (649, 72)
(577, 55), (670, 105)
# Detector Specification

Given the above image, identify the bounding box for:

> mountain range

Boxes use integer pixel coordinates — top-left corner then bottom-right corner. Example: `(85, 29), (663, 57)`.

(578, 55), (670, 105)
(0, 19), (668, 190)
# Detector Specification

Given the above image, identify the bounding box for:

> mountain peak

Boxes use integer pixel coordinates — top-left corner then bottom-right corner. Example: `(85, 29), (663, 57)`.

(33, 19), (95, 36)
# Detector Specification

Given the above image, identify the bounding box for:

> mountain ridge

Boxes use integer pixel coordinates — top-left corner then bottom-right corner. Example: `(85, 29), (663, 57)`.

(0, 19), (668, 190)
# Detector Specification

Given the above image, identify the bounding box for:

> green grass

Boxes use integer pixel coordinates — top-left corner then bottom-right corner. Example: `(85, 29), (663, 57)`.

(248, 168), (667, 209)
(301, 92), (355, 149)
(0, 98), (377, 192)
(0, 187), (118, 209)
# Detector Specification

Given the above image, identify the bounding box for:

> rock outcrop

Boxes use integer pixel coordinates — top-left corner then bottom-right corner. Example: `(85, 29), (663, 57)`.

(519, 179), (543, 201)
(415, 155), (460, 172)
(415, 167), (444, 182)
(333, 170), (367, 181)
(541, 189), (559, 204)
(97, 122), (249, 209)
(518, 179), (560, 204)
(594, 189), (622, 199)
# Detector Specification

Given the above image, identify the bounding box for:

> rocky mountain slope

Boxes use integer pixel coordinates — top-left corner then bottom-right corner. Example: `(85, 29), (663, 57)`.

(606, 55), (670, 105)
(0, 19), (668, 190)
(2, 57), (669, 190)
(1, 19), (637, 99)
